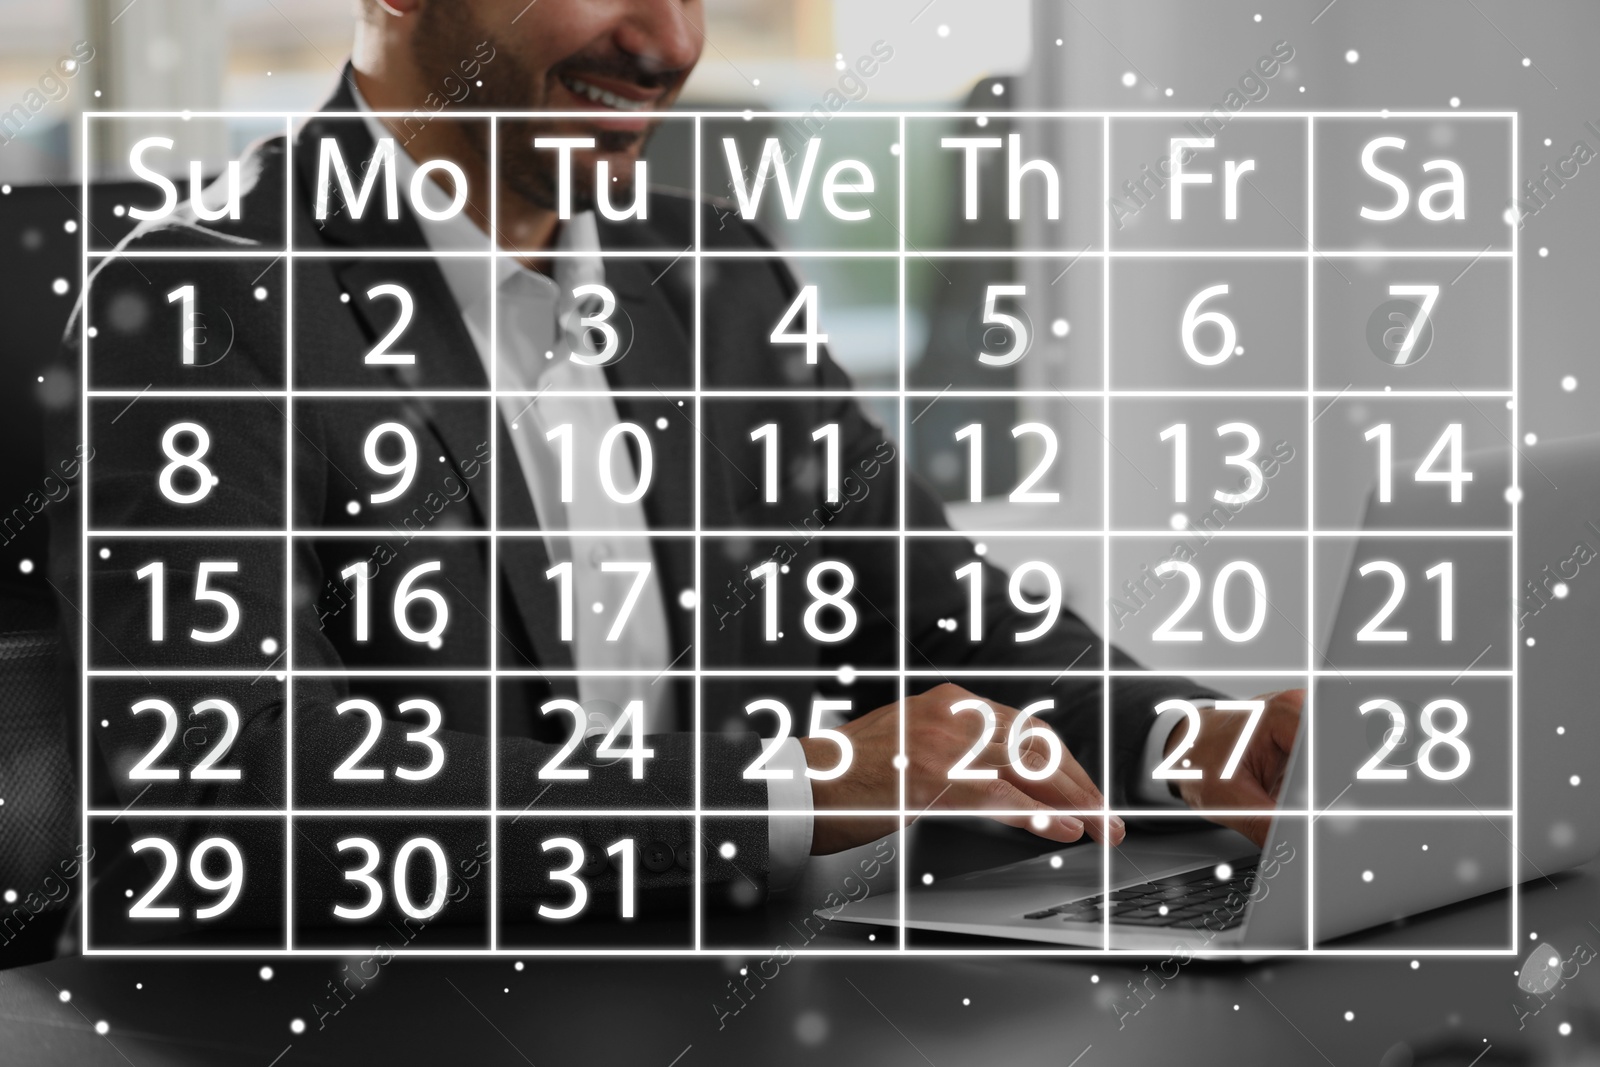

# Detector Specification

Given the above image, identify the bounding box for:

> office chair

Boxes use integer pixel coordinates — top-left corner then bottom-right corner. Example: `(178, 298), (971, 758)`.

(0, 179), (139, 967)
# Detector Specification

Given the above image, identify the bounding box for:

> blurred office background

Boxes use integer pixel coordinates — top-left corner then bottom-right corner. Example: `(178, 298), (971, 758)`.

(1, 0), (1594, 668)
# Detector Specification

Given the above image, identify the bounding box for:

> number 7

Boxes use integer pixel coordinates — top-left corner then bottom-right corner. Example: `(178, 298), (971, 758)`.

(601, 561), (651, 642)
(1387, 284), (1439, 366)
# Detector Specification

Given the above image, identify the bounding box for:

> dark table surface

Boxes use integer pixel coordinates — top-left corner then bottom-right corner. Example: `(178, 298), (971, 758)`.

(2, 827), (1596, 1067)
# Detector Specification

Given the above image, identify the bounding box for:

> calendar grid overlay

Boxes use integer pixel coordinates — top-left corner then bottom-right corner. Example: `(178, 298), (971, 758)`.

(79, 110), (1518, 956)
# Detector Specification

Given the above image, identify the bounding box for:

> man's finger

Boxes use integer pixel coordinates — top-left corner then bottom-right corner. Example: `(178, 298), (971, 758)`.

(979, 742), (1123, 845)
(993, 728), (1105, 807)
(1264, 691), (1304, 752)
(981, 739), (1097, 807)
(962, 779), (1088, 843)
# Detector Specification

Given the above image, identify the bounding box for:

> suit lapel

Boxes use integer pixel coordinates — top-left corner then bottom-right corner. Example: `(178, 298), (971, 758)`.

(294, 83), (575, 679)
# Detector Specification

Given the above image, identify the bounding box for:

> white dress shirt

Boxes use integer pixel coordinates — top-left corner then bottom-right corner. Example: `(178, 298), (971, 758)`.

(352, 93), (812, 885)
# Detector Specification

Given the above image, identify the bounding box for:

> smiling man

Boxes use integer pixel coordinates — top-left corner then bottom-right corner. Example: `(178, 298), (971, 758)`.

(72, 0), (1303, 934)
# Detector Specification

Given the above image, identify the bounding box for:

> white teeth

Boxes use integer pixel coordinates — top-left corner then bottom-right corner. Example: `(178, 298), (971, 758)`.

(566, 76), (649, 112)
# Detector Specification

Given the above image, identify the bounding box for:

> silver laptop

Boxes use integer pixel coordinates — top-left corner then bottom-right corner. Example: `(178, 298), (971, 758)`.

(830, 434), (1600, 950)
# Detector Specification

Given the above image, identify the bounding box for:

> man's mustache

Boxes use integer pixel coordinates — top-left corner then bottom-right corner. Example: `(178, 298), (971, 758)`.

(550, 53), (688, 93)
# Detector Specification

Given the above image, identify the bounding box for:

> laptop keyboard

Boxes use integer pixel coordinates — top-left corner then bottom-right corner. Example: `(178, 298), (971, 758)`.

(1023, 861), (1258, 929)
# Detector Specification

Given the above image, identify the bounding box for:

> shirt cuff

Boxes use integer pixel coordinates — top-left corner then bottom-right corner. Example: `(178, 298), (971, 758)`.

(1134, 700), (1215, 806)
(763, 737), (813, 889)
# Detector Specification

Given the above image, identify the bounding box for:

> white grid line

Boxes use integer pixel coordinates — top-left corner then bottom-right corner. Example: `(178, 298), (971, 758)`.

(82, 668), (1515, 679)
(87, 808), (1515, 819)
(1510, 110), (1521, 954)
(86, 248), (1515, 259)
(80, 528), (1521, 539)
(83, 389), (1519, 399)
(72, 947), (1522, 957)
(1101, 114), (1113, 953)
(78, 108), (91, 958)
(896, 112), (908, 952)
(1305, 114), (1317, 951)
(692, 112), (704, 953)
(83, 110), (1519, 118)
(282, 113), (296, 951)
(487, 114), (500, 952)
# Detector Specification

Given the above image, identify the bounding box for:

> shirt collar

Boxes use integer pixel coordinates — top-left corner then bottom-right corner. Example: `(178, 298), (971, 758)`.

(347, 82), (604, 308)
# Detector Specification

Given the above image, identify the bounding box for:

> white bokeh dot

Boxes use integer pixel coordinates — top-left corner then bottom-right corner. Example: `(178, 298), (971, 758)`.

(1362, 870), (1374, 882)
(1345, 50), (1359, 63)
(718, 841), (736, 860)
(1121, 72), (1138, 88)
(290, 1019), (306, 1034)
(52, 278), (69, 295)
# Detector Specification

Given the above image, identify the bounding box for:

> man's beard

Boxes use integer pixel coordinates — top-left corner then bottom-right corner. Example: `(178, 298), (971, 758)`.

(410, 4), (659, 214)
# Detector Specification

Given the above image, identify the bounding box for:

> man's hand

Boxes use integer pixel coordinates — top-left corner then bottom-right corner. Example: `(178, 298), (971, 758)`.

(799, 683), (1124, 855)
(1165, 689), (1303, 847)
